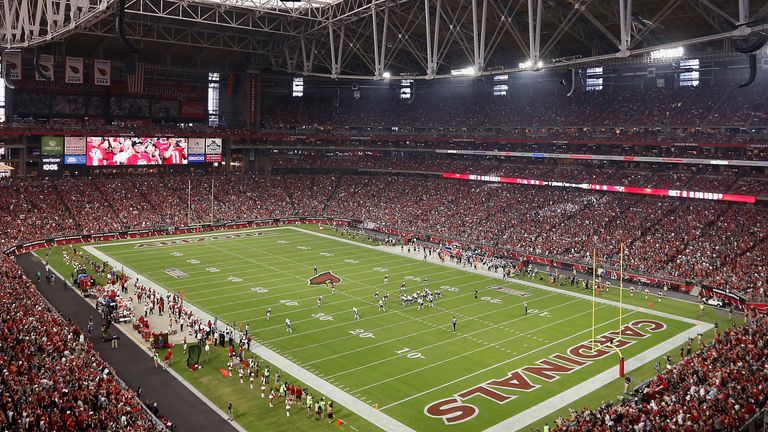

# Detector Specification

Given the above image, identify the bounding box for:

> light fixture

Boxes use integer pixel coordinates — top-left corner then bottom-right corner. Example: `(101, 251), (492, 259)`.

(382, 71), (391, 79)
(450, 67), (476, 76)
(537, 60), (543, 68)
(650, 47), (684, 60)
(519, 61), (532, 69)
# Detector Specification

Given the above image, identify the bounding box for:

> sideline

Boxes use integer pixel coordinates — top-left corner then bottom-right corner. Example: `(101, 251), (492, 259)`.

(82, 244), (416, 432)
(290, 226), (714, 430)
(28, 253), (247, 432)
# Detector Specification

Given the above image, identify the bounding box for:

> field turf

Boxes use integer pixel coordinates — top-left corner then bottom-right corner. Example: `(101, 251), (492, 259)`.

(52, 226), (708, 431)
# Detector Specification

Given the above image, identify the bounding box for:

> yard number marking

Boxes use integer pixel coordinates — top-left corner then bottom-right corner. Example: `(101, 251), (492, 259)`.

(349, 328), (375, 338)
(395, 347), (425, 359)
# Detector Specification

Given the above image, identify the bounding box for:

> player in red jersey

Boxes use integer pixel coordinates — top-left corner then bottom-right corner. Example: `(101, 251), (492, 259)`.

(124, 140), (153, 165)
(162, 139), (187, 164)
(87, 137), (109, 165)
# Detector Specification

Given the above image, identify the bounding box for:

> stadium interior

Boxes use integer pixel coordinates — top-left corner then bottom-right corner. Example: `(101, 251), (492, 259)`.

(1, 0), (768, 430)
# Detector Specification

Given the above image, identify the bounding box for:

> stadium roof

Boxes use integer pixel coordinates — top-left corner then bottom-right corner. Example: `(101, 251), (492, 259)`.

(2, 0), (767, 78)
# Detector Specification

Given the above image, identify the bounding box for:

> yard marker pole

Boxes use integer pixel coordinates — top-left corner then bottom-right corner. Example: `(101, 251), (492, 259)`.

(187, 179), (191, 225)
(592, 248), (597, 350)
(619, 242), (624, 341)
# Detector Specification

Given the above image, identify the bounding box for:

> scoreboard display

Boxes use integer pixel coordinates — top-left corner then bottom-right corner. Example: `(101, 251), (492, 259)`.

(41, 136), (222, 168)
(86, 137), (189, 166)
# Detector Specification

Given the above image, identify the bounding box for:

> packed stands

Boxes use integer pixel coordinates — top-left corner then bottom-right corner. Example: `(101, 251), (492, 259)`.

(0, 255), (159, 430)
(1, 167), (767, 298)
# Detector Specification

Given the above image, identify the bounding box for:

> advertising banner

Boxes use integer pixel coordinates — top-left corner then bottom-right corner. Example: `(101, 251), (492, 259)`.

(40, 136), (64, 155)
(205, 138), (222, 162)
(180, 101), (206, 119)
(64, 137), (86, 155)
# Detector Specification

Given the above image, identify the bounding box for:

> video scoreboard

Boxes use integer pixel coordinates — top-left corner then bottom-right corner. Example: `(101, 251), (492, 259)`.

(40, 136), (222, 174)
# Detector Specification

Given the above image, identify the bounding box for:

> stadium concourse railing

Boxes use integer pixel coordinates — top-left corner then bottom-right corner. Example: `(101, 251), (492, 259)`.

(4, 216), (767, 314)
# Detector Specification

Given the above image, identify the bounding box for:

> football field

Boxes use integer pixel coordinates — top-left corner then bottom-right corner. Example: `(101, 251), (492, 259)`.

(83, 226), (707, 431)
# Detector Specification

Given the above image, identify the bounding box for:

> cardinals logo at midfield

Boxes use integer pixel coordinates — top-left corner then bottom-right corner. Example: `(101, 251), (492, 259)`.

(308, 271), (342, 286)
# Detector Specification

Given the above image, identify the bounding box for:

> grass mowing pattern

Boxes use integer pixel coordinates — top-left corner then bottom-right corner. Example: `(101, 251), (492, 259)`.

(82, 226), (696, 431)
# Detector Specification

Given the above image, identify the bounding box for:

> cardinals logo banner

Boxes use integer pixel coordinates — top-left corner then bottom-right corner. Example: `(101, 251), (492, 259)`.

(36, 54), (54, 81)
(65, 57), (84, 84)
(2, 51), (22, 80)
(94, 59), (111, 86)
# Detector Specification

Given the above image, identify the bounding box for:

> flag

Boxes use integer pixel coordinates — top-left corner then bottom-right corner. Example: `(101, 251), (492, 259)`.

(36, 54), (54, 81)
(125, 62), (145, 94)
(94, 59), (111, 86)
(226, 72), (240, 96)
(65, 57), (83, 84)
(2, 51), (22, 80)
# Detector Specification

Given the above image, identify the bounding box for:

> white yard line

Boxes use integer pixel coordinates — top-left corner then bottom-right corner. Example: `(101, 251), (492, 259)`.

(83, 244), (416, 432)
(86, 226), (713, 432)
(291, 227), (715, 430)
(354, 304), (614, 393)
(291, 227), (704, 325)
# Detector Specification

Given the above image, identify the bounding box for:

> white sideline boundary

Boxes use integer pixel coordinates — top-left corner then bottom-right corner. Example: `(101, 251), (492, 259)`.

(85, 226), (714, 432)
(94, 226), (291, 248)
(83, 243), (416, 432)
(287, 227), (714, 431)
(30, 254), (249, 432)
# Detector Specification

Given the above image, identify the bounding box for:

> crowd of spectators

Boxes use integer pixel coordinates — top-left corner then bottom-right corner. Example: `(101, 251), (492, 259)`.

(552, 313), (768, 431)
(1, 166), (766, 297)
(0, 255), (159, 430)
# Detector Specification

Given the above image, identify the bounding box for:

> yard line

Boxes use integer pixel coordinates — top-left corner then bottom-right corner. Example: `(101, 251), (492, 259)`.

(279, 291), (563, 354)
(188, 260), (457, 300)
(198, 240), (490, 321)
(202, 241), (546, 338)
(295, 226), (704, 326)
(336, 302), (611, 383)
(378, 310), (632, 410)
(127, 242), (454, 293)
(302, 296), (582, 366)
(213, 268), (483, 320)
(83, 243), (417, 432)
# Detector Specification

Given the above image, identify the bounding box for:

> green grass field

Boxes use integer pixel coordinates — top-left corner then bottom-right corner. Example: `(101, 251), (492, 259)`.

(44, 225), (719, 431)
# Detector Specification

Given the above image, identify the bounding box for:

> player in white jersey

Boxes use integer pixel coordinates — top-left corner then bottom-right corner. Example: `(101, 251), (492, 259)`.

(353, 306), (359, 320)
(285, 318), (292, 333)
(378, 299), (385, 312)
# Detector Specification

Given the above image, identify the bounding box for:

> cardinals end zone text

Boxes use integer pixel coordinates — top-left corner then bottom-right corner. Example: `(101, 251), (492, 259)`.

(424, 319), (667, 425)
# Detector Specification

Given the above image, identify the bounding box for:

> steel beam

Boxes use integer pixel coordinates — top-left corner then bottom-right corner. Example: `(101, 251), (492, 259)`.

(2, 0), (110, 48)
(738, 0), (749, 23)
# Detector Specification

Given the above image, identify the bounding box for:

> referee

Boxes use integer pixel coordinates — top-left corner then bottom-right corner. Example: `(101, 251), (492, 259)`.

(452, 316), (457, 332)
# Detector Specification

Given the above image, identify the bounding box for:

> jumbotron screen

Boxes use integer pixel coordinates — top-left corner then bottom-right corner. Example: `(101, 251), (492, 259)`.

(86, 137), (188, 166)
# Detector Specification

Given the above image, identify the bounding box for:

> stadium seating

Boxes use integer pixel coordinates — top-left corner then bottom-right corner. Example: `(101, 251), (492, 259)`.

(0, 255), (158, 430)
(1, 169), (766, 298)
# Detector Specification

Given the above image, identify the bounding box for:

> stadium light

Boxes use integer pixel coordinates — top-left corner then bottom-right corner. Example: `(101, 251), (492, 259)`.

(537, 60), (543, 68)
(451, 67), (476, 76)
(519, 61), (532, 69)
(650, 47), (684, 60)
(382, 71), (391, 79)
